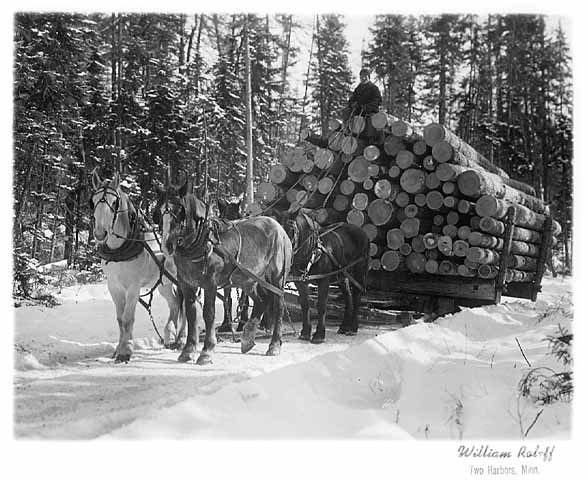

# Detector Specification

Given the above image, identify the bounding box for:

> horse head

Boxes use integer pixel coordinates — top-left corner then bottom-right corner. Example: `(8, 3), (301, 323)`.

(154, 181), (207, 256)
(89, 171), (131, 245)
(218, 197), (242, 221)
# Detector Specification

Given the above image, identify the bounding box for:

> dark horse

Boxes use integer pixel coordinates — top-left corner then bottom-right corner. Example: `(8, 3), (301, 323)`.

(279, 210), (369, 343)
(217, 197), (250, 333)
(155, 183), (292, 364)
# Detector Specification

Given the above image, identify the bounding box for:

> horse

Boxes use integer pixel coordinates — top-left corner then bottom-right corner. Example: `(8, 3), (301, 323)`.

(155, 182), (292, 365)
(278, 209), (370, 343)
(89, 171), (186, 363)
(216, 197), (250, 333)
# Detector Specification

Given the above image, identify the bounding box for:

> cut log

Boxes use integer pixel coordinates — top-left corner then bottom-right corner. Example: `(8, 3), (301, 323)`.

(312, 208), (342, 225)
(433, 214), (446, 227)
(374, 179), (393, 199)
(370, 111), (391, 130)
(423, 232), (439, 249)
(318, 176), (336, 195)
(270, 164), (297, 186)
(446, 211), (462, 226)
(399, 243), (413, 256)
(437, 236), (453, 256)
(506, 269), (536, 283)
(404, 204), (422, 218)
(438, 260), (458, 275)
(332, 194), (350, 212)
(423, 155), (437, 171)
(245, 202), (264, 217)
(328, 130), (345, 151)
(395, 191), (411, 208)
(425, 259), (439, 274)
(457, 199), (475, 214)
(457, 170), (548, 214)
(442, 224), (458, 239)
(478, 264), (498, 279)
(388, 165), (401, 179)
(341, 135), (359, 155)
(346, 208), (366, 227)
(396, 150), (418, 169)
(466, 247), (500, 265)
(348, 156), (371, 183)
(369, 258), (382, 270)
(443, 196), (458, 210)
(381, 250), (404, 272)
(300, 174), (319, 192)
(340, 179), (356, 196)
(400, 168), (427, 194)
(425, 172), (441, 190)
(390, 119), (416, 139)
(442, 182), (456, 195)
(425, 249), (439, 260)
(400, 218), (420, 238)
(364, 144), (380, 161)
(363, 178), (374, 191)
(413, 140), (429, 156)
(457, 225), (471, 241)
(508, 254), (538, 272)
(414, 193), (427, 207)
(435, 163), (470, 182)
(423, 123), (509, 177)
(362, 223), (379, 242)
(350, 115), (366, 135)
(383, 135), (405, 156)
(453, 240), (469, 257)
(367, 163), (380, 177)
(411, 234), (426, 253)
(406, 252), (426, 274)
(314, 148), (335, 170)
(457, 265), (476, 277)
(367, 198), (395, 226)
(426, 191), (444, 211)
(341, 153), (354, 164)
(468, 231), (504, 249)
(386, 228), (405, 250)
(256, 182), (280, 203)
(352, 192), (370, 211)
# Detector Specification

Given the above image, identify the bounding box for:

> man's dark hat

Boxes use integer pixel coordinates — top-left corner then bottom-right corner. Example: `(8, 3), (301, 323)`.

(359, 68), (371, 76)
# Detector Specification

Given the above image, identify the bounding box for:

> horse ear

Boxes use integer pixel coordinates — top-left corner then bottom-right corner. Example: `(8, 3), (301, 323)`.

(92, 171), (102, 190)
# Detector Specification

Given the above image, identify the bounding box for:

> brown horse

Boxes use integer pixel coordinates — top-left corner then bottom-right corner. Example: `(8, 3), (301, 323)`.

(279, 210), (369, 343)
(155, 183), (292, 364)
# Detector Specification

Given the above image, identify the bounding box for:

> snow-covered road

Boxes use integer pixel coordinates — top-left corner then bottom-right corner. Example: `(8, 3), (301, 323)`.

(13, 277), (572, 440)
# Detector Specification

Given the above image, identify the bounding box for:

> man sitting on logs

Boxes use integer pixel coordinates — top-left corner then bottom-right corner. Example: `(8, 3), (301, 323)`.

(342, 67), (382, 121)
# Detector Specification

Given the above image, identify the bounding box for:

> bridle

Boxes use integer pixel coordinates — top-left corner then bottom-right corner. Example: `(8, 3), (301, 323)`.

(90, 183), (129, 234)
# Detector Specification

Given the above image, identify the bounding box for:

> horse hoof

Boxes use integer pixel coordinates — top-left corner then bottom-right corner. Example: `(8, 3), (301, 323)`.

(241, 340), (256, 354)
(311, 336), (325, 344)
(196, 353), (213, 365)
(299, 331), (311, 341)
(114, 354), (131, 364)
(345, 330), (357, 336)
(337, 327), (349, 335)
(265, 345), (281, 356)
(178, 350), (196, 362)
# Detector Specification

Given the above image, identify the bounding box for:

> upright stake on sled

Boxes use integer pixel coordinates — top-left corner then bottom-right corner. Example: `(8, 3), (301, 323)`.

(495, 206), (516, 304)
(532, 216), (554, 301)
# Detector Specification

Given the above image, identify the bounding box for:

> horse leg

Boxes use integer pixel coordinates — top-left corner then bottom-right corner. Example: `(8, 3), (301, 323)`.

(241, 297), (265, 354)
(347, 284), (362, 335)
(115, 289), (140, 363)
(218, 287), (234, 333)
(337, 277), (353, 335)
(178, 285), (199, 362)
(107, 283), (125, 359)
(158, 283), (182, 349)
(196, 286), (217, 365)
(236, 293), (249, 332)
(266, 293), (284, 356)
(295, 281), (312, 341)
(311, 280), (329, 344)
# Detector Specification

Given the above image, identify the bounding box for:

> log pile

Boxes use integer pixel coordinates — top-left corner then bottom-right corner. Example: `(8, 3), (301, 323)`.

(249, 111), (560, 292)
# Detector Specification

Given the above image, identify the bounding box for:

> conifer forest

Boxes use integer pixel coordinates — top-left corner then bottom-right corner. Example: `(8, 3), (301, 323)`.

(13, 13), (573, 298)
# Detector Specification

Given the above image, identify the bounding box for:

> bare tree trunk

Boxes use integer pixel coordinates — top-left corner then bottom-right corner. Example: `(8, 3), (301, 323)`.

(243, 15), (254, 206)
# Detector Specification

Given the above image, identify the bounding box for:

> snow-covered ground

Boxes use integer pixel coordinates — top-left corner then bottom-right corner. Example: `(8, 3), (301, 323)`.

(13, 275), (573, 442)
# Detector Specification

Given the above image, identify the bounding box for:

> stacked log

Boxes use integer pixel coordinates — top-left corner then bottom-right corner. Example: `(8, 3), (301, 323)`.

(249, 111), (560, 291)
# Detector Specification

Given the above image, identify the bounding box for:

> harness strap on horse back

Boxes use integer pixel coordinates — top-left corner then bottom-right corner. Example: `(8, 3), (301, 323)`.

(212, 244), (284, 297)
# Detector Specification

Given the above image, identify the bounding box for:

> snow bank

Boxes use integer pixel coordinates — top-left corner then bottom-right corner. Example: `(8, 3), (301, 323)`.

(106, 278), (572, 439)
